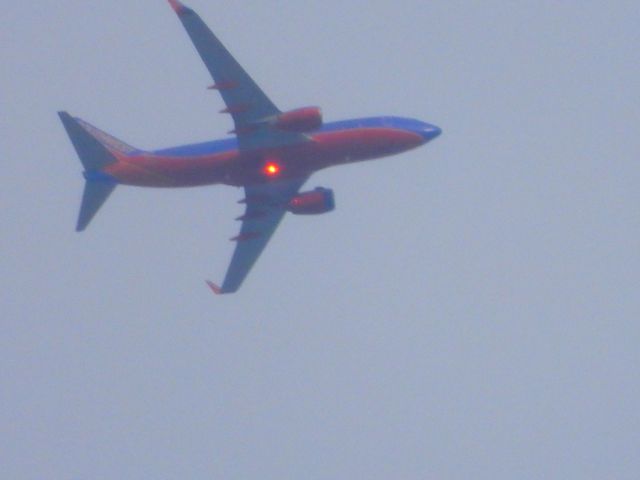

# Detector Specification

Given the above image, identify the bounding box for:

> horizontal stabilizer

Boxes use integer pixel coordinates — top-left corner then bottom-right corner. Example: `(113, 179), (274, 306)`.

(76, 179), (116, 232)
(58, 111), (118, 171)
(58, 111), (123, 231)
(73, 117), (137, 155)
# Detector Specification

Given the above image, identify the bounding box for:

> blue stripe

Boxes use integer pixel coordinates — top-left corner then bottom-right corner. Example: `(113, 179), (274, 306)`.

(152, 137), (238, 157)
(150, 116), (433, 157)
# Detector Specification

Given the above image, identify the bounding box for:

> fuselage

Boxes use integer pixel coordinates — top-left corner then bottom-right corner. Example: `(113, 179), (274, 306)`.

(104, 116), (441, 188)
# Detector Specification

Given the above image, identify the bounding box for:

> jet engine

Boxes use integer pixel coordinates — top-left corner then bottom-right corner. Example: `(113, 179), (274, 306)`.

(272, 107), (323, 133)
(287, 187), (335, 215)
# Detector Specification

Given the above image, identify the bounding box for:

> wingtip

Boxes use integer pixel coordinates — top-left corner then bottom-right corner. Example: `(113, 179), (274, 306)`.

(168, 0), (191, 15)
(205, 280), (223, 295)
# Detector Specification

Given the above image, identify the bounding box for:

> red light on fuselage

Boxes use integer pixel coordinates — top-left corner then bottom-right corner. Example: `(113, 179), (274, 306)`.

(263, 161), (281, 177)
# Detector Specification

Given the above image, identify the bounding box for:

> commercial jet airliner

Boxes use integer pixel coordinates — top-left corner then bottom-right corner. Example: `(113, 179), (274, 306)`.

(59, 0), (442, 294)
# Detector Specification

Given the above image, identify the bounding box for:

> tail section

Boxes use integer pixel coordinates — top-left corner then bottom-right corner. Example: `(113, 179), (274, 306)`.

(71, 115), (138, 157)
(58, 112), (131, 231)
(76, 175), (117, 232)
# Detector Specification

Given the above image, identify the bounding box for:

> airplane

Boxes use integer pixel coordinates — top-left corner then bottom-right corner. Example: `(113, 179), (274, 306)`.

(58, 0), (442, 294)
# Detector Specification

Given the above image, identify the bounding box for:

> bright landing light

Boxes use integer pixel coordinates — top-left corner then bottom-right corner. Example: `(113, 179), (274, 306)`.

(263, 161), (281, 176)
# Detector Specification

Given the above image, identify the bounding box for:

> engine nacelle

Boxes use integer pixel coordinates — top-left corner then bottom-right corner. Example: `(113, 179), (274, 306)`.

(287, 187), (335, 215)
(273, 106), (323, 133)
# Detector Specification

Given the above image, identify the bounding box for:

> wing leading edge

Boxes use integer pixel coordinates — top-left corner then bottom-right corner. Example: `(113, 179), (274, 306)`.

(168, 0), (306, 150)
(208, 177), (309, 294)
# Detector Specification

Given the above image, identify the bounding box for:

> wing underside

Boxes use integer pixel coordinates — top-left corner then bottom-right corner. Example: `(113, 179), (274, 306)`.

(169, 0), (306, 149)
(209, 177), (308, 294)
(168, 1), (312, 293)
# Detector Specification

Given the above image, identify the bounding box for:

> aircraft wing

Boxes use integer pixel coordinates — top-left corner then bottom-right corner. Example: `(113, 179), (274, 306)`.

(208, 177), (309, 294)
(169, 0), (305, 149)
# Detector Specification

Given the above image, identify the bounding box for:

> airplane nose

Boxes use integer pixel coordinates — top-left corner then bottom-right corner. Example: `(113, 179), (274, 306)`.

(420, 124), (442, 142)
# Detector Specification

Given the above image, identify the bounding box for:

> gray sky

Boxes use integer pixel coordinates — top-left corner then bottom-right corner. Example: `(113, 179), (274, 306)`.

(2, 1), (640, 478)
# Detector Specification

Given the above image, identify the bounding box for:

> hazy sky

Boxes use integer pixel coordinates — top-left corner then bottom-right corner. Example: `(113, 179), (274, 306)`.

(2, 1), (640, 479)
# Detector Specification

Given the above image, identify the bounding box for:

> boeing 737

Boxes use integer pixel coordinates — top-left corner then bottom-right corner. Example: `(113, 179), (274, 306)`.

(59, 0), (442, 294)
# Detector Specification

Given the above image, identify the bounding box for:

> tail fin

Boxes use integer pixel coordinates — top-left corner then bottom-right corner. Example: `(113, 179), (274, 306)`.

(58, 111), (128, 231)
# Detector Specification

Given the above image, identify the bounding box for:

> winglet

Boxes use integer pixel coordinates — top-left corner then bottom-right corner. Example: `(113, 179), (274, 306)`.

(168, 0), (192, 15)
(205, 280), (224, 295)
